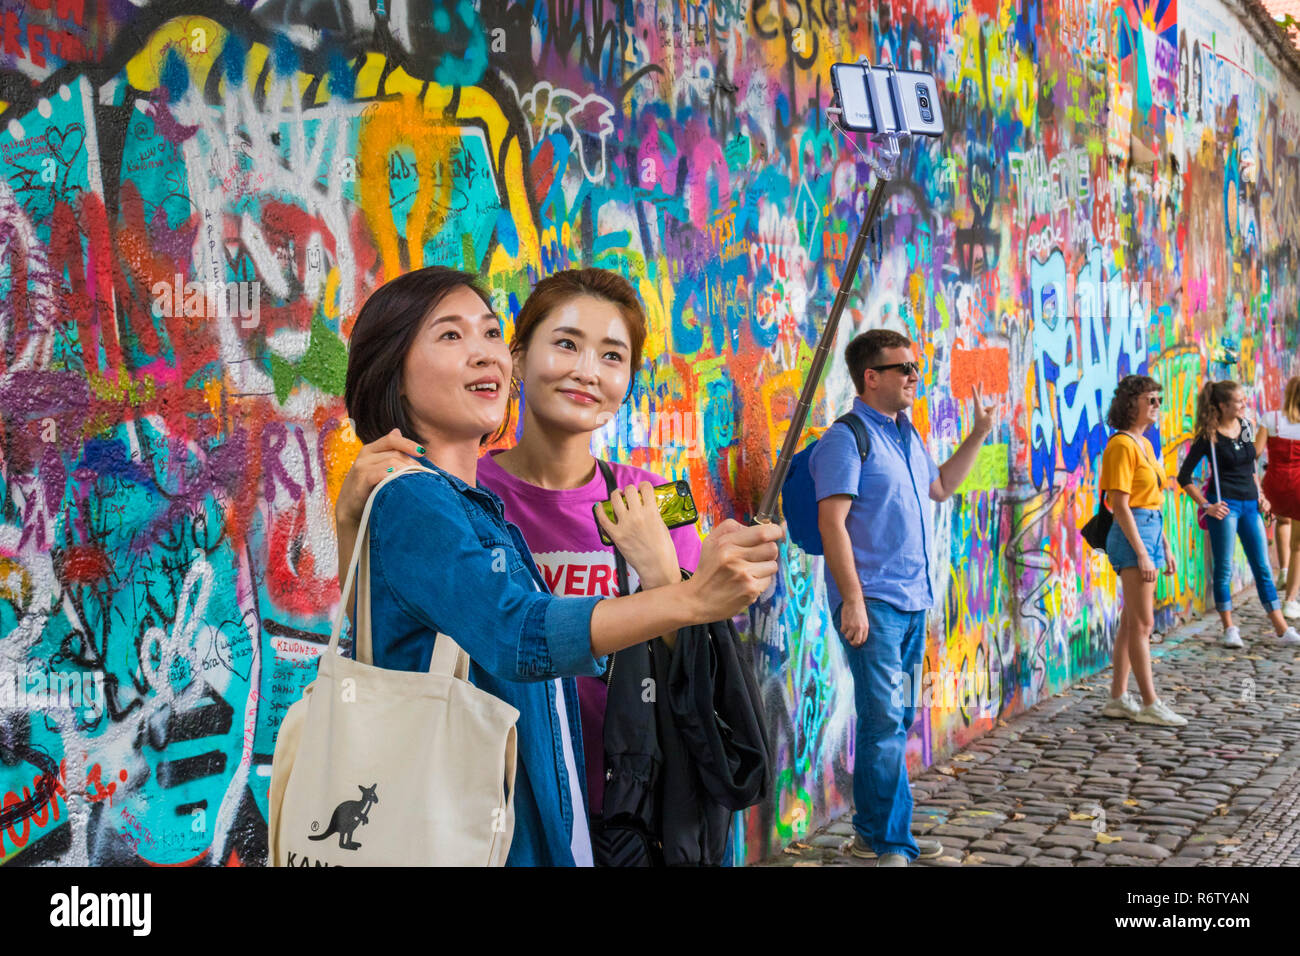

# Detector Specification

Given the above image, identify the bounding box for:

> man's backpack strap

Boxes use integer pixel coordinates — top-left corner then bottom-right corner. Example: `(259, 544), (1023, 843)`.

(834, 413), (871, 463)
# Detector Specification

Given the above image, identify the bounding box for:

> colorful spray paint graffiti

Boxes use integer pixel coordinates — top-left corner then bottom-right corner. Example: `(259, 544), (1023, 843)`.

(1, 0), (1297, 866)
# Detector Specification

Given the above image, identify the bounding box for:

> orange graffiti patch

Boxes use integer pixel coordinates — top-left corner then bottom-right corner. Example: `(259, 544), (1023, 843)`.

(951, 345), (1010, 396)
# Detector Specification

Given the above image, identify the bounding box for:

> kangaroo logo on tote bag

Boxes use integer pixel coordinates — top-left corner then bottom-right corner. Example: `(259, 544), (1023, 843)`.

(309, 783), (378, 850)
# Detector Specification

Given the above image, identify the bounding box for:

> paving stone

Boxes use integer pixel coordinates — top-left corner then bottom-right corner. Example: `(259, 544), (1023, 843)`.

(1040, 834), (1096, 851)
(1096, 841), (1172, 859)
(1041, 845), (1079, 859)
(1007, 845), (1042, 859)
(809, 834), (851, 849)
(999, 821), (1048, 836)
(930, 824), (988, 839)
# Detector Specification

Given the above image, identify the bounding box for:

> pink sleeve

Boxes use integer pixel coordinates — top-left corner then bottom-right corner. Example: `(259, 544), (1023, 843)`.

(670, 523), (703, 574)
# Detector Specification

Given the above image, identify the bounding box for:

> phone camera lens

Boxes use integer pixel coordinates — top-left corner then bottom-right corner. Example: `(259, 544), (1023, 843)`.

(919, 95), (929, 107)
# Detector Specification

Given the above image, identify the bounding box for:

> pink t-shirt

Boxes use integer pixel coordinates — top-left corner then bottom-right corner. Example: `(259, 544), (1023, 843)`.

(475, 448), (703, 817)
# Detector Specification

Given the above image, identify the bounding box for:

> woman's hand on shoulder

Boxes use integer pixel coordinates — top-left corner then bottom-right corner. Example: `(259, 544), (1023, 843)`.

(595, 481), (681, 589)
(336, 428), (426, 533)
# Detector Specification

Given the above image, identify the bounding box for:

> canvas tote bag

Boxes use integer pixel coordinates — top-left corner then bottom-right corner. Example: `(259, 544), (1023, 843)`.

(269, 465), (520, 866)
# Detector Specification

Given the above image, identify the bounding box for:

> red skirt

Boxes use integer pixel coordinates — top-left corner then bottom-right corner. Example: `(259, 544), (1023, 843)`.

(1262, 435), (1300, 520)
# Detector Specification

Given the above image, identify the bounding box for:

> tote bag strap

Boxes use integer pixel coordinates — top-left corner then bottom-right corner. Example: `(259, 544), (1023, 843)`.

(329, 462), (471, 680)
(329, 464), (426, 656)
(428, 631), (471, 679)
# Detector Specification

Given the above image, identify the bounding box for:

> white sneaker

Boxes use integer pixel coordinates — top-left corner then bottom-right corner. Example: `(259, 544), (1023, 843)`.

(1279, 627), (1300, 646)
(1101, 692), (1141, 719)
(1222, 626), (1244, 648)
(1284, 600), (1300, 620)
(1133, 699), (1188, 727)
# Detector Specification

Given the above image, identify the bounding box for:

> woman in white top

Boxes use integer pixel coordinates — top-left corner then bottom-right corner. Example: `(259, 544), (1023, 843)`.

(1256, 375), (1300, 618)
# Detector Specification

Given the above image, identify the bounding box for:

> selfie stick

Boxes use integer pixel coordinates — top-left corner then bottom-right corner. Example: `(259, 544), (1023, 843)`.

(753, 116), (904, 525)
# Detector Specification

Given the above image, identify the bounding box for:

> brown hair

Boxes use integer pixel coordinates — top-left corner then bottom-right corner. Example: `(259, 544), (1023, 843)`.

(1106, 374), (1163, 431)
(1284, 376), (1300, 425)
(510, 268), (647, 374)
(845, 328), (914, 394)
(1194, 380), (1242, 439)
(488, 269), (648, 444)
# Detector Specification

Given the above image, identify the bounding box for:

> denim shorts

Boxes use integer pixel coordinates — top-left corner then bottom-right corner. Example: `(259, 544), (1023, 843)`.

(1105, 506), (1167, 573)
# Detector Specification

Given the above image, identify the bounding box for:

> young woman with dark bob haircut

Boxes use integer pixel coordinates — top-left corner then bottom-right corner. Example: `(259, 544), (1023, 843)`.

(1097, 374), (1186, 726)
(337, 266), (783, 866)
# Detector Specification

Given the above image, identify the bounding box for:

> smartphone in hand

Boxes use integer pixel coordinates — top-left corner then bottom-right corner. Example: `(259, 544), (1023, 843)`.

(594, 480), (699, 546)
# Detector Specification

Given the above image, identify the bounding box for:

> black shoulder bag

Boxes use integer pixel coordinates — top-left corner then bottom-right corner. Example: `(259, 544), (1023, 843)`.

(1080, 490), (1113, 551)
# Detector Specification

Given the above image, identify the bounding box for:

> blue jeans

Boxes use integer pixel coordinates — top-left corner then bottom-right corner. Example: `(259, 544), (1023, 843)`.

(833, 599), (926, 860)
(1105, 507), (1167, 573)
(1205, 497), (1280, 612)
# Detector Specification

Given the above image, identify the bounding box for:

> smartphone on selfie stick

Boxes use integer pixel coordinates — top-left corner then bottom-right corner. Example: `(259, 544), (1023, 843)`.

(754, 60), (944, 525)
(828, 60), (944, 137)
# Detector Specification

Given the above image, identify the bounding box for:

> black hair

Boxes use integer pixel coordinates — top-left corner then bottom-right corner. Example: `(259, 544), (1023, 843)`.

(344, 267), (495, 444)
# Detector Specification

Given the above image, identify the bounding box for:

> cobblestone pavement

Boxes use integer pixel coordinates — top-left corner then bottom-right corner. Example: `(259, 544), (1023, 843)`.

(765, 594), (1300, 867)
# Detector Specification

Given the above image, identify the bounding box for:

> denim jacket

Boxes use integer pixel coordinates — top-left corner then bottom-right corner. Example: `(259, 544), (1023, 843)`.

(355, 457), (606, 866)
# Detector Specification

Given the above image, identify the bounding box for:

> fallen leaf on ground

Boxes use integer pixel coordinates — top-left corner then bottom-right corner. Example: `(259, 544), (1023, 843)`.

(782, 847), (802, 855)
(1265, 831), (1278, 839)
(953, 753), (975, 761)
(1011, 812), (1026, 821)
(1095, 833), (1123, 844)
(1214, 804), (1229, 816)
(1070, 811), (1098, 820)
(1122, 799), (1139, 806)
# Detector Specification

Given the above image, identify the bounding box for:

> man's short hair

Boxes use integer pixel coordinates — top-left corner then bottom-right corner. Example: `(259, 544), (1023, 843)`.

(846, 329), (913, 394)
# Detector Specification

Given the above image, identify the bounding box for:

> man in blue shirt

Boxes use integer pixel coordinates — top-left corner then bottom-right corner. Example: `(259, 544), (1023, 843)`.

(809, 328), (996, 866)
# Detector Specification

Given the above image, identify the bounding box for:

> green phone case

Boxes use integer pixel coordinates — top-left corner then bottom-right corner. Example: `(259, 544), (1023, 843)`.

(593, 480), (699, 546)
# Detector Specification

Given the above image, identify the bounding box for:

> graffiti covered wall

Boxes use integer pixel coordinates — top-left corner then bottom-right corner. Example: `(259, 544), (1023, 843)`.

(1, 0), (1297, 865)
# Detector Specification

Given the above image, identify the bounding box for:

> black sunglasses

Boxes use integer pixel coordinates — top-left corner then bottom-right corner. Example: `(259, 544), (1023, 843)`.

(1146, 395), (1162, 406)
(870, 361), (921, 376)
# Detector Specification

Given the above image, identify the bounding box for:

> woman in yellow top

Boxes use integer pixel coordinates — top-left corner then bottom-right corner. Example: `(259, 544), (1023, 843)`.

(1097, 375), (1186, 727)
